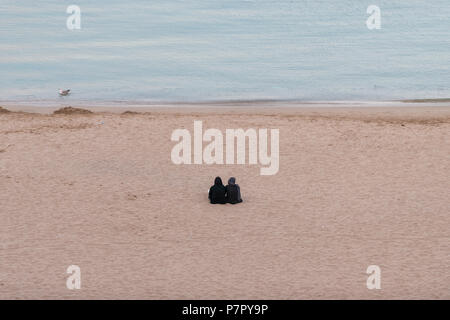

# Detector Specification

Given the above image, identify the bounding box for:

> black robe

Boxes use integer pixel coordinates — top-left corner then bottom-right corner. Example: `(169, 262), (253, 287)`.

(226, 177), (243, 204)
(209, 177), (227, 204)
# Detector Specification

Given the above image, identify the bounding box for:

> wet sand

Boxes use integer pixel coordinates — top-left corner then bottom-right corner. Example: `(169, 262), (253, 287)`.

(0, 104), (449, 299)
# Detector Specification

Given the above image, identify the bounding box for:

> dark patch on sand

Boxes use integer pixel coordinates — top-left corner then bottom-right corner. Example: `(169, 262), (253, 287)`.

(53, 107), (93, 115)
(0, 107), (11, 114)
(122, 111), (142, 115)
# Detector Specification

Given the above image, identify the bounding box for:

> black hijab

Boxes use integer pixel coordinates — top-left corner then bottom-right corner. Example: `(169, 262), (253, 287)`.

(214, 177), (223, 185)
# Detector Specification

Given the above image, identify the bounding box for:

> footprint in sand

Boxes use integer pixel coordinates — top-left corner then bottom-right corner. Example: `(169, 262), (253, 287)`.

(127, 193), (138, 200)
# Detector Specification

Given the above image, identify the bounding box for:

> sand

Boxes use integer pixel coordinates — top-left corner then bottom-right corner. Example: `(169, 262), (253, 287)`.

(0, 104), (449, 299)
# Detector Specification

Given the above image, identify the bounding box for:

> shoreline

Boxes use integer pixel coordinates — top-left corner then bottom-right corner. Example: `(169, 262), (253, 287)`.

(1, 101), (450, 117)
(1, 99), (450, 115)
(1, 104), (450, 126)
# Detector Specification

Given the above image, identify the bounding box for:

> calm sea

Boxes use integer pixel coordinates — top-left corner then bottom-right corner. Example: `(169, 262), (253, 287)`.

(1, 0), (449, 102)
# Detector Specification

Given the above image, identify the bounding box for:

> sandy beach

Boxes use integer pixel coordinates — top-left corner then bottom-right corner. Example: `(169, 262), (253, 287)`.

(0, 104), (449, 299)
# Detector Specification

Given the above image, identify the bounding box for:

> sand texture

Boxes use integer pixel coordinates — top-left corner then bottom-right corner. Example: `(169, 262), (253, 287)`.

(0, 105), (449, 299)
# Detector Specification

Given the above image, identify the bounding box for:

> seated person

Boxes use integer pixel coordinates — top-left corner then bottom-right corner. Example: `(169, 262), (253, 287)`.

(208, 177), (227, 204)
(226, 177), (243, 204)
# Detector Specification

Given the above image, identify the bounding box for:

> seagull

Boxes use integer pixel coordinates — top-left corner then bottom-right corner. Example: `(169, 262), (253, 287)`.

(58, 89), (71, 96)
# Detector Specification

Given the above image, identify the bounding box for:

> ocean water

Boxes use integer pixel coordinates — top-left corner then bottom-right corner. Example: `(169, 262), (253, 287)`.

(1, 0), (449, 102)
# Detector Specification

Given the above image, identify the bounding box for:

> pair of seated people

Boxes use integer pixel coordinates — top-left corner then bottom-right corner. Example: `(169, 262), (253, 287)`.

(208, 177), (243, 204)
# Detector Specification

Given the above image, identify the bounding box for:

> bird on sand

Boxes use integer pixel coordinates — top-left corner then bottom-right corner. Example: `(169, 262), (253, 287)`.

(58, 89), (71, 96)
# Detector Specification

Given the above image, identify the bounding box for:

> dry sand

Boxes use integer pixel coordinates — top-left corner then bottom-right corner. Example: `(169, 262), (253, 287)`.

(0, 104), (449, 299)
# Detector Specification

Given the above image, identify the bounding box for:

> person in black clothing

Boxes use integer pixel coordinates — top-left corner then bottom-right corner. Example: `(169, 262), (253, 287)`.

(225, 177), (243, 204)
(208, 177), (227, 204)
